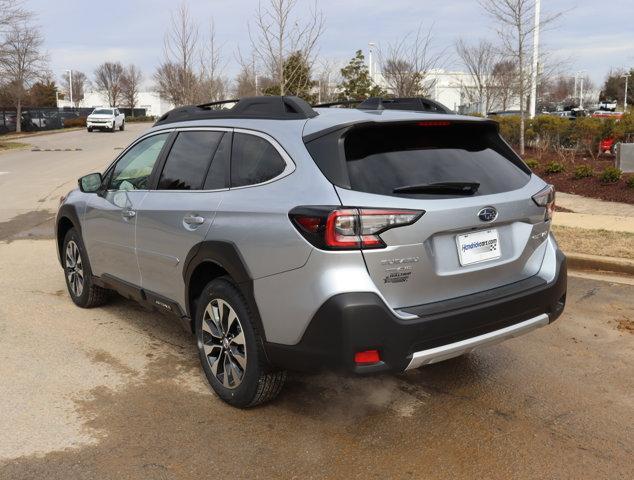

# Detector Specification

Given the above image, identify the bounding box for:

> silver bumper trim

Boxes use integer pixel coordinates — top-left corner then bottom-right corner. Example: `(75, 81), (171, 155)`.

(405, 313), (550, 370)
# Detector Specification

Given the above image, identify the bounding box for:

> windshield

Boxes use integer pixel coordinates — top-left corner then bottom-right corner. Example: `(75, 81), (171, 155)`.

(92, 109), (113, 115)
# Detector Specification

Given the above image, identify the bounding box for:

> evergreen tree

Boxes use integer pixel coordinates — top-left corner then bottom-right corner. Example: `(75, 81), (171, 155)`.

(337, 50), (385, 101)
(264, 51), (316, 103)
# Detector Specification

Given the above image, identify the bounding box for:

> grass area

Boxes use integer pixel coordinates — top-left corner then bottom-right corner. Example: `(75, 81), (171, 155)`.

(0, 141), (29, 151)
(552, 225), (634, 260)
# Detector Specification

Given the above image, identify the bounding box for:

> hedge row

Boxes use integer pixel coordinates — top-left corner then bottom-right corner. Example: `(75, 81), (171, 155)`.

(496, 112), (634, 158)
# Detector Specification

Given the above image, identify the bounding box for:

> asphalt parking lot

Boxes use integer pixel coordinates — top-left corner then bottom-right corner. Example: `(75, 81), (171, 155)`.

(0, 127), (633, 479)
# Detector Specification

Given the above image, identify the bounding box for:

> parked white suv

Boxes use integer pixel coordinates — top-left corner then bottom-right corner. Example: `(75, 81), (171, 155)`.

(87, 108), (125, 132)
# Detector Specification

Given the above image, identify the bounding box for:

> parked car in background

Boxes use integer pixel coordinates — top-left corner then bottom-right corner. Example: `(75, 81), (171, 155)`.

(86, 108), (125, 132)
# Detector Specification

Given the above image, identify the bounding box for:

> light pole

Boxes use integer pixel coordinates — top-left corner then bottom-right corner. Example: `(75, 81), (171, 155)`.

(575, 70), (586, 109)
(65, 69), (73, 107)
(368, 42), (376, 81)
(529, 0), (541, 118)
(623, 73), (630, 112)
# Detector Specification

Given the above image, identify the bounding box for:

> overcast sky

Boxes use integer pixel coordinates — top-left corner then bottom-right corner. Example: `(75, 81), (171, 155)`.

(30, 0), (634, 91)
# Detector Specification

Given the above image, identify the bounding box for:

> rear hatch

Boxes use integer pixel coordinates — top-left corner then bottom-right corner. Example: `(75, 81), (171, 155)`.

(305, 119), (552, 309)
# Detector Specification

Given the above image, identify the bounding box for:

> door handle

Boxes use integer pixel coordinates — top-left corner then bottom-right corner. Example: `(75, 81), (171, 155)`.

(122, 209), (136, 218)
(184, 215), (205, 225)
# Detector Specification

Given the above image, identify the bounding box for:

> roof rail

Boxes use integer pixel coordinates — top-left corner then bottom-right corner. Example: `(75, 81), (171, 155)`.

(311, 97), (454, 114)
(197, 99), (240, 109)
(154, 95), (318, 126)
(358, 97), (453, 114)
(312, 100), (363, 108)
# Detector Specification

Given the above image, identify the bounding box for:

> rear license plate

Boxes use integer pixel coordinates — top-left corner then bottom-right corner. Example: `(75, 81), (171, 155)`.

(456, 229), (501, 266)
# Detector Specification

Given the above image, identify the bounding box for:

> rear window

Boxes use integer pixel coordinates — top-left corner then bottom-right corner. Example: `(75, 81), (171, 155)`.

(340, 122), (530, 198)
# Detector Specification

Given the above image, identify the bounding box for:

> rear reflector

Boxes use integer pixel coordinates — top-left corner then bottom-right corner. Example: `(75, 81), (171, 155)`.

(354, 350), (381, 365)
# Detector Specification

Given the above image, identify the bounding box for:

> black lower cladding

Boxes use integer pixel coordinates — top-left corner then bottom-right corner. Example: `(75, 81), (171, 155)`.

(265, 250), (567, 374)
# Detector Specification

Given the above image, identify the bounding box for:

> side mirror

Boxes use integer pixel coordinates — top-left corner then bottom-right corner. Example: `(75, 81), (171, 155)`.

(78, 173), (103, 193)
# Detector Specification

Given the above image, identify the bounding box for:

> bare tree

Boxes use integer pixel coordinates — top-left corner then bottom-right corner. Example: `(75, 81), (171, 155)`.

(455, 39), (500, 114)
(0, 0), (28, 34)
(249, 0), (324, 95)
(489, 60), (517, 110)
(154, 1), (199, 106)
(235, 64), (257, 98)
(120, 65), (143, 113)
(61, 70), (88, 107)
(479, 0), (559, 154)
(378, 24), (443, 97)
(0, 21), (48, 132)
(94, 61), (124, 106)
(195, 20), (227, 103)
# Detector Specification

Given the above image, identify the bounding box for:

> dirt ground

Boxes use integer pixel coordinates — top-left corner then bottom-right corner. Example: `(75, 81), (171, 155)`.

(524, 151), (634, 204)
(0, 239), (632, 480)
(1, 125), (633, 480)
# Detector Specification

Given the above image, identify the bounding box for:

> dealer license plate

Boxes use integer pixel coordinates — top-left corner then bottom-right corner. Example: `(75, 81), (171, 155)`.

(456, 229), (501, 266)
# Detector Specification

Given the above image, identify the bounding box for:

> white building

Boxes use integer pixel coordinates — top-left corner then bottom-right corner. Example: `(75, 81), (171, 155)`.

(57, 90), (174, 117)
(371, 69), (521, 114)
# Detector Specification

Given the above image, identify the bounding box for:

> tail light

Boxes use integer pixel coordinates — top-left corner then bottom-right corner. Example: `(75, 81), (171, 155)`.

(290, 206), (424, 250)
(532, 185), (555, 221)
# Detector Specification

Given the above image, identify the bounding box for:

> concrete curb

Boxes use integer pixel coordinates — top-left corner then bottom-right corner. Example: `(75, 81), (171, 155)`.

(567, 252), (634, 276)
(1, 127), (84, 140)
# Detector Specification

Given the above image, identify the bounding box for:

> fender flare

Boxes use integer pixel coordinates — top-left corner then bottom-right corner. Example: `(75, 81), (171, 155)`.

(55, 203), (83, 266)
(182, 241), (268, 342)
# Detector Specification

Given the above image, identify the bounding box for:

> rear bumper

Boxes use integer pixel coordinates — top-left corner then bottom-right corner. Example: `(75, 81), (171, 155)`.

(265, 249), (567, 373)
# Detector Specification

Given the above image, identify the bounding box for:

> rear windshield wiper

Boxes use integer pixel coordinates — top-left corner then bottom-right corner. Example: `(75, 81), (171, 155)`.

(393, 182), (480, 195)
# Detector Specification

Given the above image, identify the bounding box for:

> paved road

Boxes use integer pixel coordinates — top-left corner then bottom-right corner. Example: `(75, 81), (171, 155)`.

(0, 123), (149, 232)
(0, 128), (632, 479)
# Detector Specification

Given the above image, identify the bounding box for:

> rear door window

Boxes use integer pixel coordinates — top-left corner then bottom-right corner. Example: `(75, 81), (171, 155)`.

(158, 131), (224, 190)
(231, 133), (286, 187)
(334, 122), (530, 198)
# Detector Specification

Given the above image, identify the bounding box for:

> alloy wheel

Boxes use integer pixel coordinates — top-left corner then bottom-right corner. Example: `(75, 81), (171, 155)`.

(200, 298), (247, 389)
(65, 240), (84, 297)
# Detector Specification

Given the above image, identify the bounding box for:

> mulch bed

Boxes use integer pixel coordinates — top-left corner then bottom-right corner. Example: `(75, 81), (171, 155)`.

(521, 149), (634, 204)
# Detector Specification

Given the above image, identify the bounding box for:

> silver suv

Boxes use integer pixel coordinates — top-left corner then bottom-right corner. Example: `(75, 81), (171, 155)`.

(56, 96), (567, 408)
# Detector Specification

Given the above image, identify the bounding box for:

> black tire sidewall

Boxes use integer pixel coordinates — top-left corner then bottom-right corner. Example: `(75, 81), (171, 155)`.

(62, 228), (94, 307)
(195, 278), (264, 407)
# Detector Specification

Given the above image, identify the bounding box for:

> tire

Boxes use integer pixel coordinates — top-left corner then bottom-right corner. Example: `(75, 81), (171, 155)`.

(87, 127), (93, 132)
(119, 121), (125, 131)
(111, 122), (116, 132)
(62, 228), (109, 308)
(195, 277), (286, 408)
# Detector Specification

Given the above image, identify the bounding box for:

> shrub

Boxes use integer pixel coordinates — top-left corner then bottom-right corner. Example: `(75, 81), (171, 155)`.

(525, 159), (539, 169)
(531, 115), (572, 155)
(627, 176), (634, 189)
(544, 161), (565, 174)
(570, 117), (604, 159)
(126, 115), (155, 123)
(573, 164), (594, 179)
(63, 117), (87, 128)
(599, 166), (622, 183)
(495, 115), (521, 146)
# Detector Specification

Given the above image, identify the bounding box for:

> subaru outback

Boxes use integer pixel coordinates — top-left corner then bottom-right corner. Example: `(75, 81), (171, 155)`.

(56, 96), (567, 408)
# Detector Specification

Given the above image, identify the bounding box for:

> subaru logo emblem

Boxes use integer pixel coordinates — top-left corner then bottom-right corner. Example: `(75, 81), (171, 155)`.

(478, 207), (498, 222)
